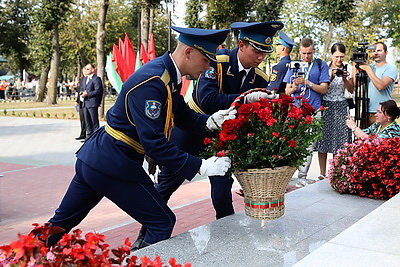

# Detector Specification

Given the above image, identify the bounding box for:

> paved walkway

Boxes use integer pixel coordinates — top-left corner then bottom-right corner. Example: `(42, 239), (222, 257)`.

(0, 116), (321, 249)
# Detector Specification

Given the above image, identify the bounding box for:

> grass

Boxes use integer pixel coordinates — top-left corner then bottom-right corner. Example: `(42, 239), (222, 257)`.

(0, 96), (117, 120)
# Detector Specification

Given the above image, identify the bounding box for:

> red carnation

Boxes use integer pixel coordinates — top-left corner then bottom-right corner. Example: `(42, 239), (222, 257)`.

(288, 140), (297, 148)
(203, 138), (212, 145)
(305, 115), (313, 124)
(216, 150), (226, 157)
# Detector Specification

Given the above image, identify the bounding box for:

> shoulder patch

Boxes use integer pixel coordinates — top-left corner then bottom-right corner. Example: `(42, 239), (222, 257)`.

(255, 68), (269, 81)
(160, 70), (171, 86)
(270, 73), (277, 81)
(204, 66), (217, 79)
(145, 100), (162, 119)
(216, 54), (229, 63)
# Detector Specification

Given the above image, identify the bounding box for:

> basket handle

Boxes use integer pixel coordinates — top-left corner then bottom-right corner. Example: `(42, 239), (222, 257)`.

(230, 88), (272, 108)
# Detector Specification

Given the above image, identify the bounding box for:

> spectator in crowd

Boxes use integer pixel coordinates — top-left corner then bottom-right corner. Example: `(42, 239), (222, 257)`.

(356, 42), (398, 127)
(46, 26), (233, 250)
(75, 67), (88, 140)
(316, 43), (354, 180)
(284, 37), (330, 187)
(80, 64), (103, 140)
(267, 31), (296, 93)
(346, 99), (400, 138)
(0, 79), (7, 100)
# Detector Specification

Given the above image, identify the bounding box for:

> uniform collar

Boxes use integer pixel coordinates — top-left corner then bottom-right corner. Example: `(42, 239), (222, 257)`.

(169, 53), (182, 85)
(237, 54), (251, 75)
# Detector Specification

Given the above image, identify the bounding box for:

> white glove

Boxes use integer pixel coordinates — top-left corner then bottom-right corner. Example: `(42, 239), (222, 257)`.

(199, 156), (231, 176)
(244, 91), (278, 103)
(206, 107), (237, 131)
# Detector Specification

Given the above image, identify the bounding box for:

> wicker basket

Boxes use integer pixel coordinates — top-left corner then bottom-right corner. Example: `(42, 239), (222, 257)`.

(235, 166), (296, 220)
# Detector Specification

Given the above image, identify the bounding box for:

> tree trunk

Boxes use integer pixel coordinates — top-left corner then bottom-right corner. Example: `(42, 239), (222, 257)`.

(149, 8), (154, 37)
(76, 56), (81, 85)
(36, 64), (50, 102)
(322, 22), (334, 61)
(97, 0), (109, 118)
(141, 6), (150, 50)
(46, 25), (60, 105)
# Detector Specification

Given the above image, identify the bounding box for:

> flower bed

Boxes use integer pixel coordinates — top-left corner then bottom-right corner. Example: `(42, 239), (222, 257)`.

(0, 223), (191, 267)
(328, 136), (400, 199)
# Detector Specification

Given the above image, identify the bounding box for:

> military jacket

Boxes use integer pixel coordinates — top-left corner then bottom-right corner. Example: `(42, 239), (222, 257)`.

(191, 47), (269, 115)
(267, 55), (291, 93)
(77, 52), (208, 182)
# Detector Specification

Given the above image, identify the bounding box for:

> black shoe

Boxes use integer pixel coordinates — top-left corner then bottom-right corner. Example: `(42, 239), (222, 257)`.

(131, 226), (147, 252)
(75, 136), (85, 140)
(130, 240), (150, 252)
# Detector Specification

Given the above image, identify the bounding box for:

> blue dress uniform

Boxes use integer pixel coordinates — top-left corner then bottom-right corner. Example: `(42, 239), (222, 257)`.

(156, 21), (284, 219)
(267, 32), (296, 93)
(47, 27), (230, 247)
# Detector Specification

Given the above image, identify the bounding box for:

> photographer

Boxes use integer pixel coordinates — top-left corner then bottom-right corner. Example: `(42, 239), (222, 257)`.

(316, 43), (354, 181)
(283, 37), (330, 187)
(355, 42), (398, 127)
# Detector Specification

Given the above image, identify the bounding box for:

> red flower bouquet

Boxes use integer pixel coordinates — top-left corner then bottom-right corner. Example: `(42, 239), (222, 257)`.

(202, 90), (323, 172)
(328, 136), (400, 199)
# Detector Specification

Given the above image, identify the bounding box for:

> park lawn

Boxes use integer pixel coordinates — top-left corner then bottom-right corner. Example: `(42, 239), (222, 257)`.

(0, 97), (116, 120)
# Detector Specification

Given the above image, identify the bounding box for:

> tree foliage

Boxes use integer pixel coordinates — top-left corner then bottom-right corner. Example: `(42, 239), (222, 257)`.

(315, 0), (356, 59)
(315, 0), (356, 25)
(367, 0), (400, 47)
(0, 0), (31, 74)
(184, 0), (205, 28)
(253, 0), (285, 21)
(2, 0), (399, 104)
(205, 0), (253, 29)
(279, 0), (324, 57)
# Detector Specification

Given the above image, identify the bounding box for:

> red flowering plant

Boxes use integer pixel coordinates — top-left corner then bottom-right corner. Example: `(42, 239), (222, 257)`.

(328, 135), (400, 199)
(0, 223), (191, 267)
(202, 89), (323, 172)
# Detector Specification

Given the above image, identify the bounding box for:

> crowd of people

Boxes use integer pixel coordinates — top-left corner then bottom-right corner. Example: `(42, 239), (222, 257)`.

(39, 21), (399, 251)
(0, 77), (39, 100)
(278, 38), (399, 187)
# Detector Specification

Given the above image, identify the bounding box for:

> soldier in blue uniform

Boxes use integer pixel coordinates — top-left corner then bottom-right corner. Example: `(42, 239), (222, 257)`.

(133, 21), (284, 248)
(46, 26), (235, 249)
(267, 31), (296, 93)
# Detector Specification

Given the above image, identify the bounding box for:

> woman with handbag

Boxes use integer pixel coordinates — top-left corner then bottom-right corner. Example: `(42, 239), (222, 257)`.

(316, 43), (355, 180)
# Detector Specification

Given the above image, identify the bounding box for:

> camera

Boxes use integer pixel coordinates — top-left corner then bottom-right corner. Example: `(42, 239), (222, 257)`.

(287, 61), (308, 70)
(336, 64), (347, 77)
(351, 42), (376, 63)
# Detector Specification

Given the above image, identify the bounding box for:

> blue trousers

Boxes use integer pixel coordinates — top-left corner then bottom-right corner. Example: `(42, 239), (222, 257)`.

(48, 159), (175, 246)
(156, 127), (235, 219)
(83, 106), (99, 138)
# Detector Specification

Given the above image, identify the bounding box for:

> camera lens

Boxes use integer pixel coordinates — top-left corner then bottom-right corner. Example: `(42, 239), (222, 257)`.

(336, 69), (343, 77)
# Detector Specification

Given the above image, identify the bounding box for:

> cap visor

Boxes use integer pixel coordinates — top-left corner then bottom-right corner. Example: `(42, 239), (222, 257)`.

(248, 41), (272, 53)
(198, 49), (216, 62)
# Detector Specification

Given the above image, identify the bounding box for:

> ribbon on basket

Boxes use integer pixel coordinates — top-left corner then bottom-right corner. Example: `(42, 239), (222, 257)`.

(230, 88), (275, 108)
